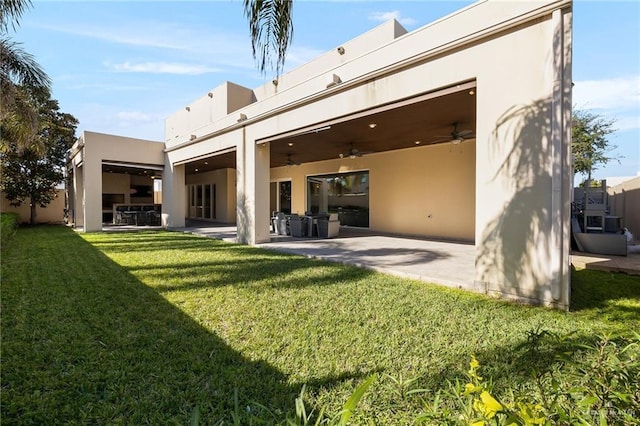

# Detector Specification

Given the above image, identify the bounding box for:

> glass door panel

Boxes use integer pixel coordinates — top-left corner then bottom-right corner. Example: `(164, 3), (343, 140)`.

(279, 181), (292, 214)
(204, 185), (211, 219)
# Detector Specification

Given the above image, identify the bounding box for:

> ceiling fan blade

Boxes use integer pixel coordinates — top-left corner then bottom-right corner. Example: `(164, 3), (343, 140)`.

(432, 137), (452, 143)
(457, 130), (474, 137)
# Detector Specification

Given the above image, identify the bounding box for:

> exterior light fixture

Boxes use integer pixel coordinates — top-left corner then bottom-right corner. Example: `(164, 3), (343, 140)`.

(237, 113), (248, 122)
(337, 46), (345, 55)
(190, 134), (197, 140)
(185, 106), (191, 111)
(207, 92), (213, 98)
(272, 79), (278, 86)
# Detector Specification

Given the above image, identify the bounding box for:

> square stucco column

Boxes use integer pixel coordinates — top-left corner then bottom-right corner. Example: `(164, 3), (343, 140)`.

(82, 155), (103, 232)
(473, 5), (572, 309)
(162, 159), (186, 228)
(72, 163), (84, 228)
(236, 135), (270, 245)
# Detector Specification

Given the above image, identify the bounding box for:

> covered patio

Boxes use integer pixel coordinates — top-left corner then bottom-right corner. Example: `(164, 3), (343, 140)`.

(179, 221), (476, 290)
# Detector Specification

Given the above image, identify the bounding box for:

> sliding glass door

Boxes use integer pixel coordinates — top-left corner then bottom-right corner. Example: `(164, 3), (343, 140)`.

(307, 171), (369, 227)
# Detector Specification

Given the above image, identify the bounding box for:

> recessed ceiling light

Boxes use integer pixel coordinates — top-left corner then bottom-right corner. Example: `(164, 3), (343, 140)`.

(204, 161), (208, 165)
(368, 123), (377, 129)
(195, 168), (199, 172)
(469, 89), (475, 95)
(415, 141), (421, 145)
(288, 142), (294, 147)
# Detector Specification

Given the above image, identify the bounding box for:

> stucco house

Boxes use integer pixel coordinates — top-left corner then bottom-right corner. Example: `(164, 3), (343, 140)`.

(68, 0), (573, 308)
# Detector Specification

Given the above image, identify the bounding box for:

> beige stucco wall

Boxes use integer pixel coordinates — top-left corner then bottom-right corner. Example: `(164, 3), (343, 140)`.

(185, 168), (236, 223)
(1, 189), (66, 224)
(69, 131), (164, 231)
(163, 0), (572, 308)
(608, 176), (640, 238)
(270, 141), (476, 241)
(165, 82), (256, 146)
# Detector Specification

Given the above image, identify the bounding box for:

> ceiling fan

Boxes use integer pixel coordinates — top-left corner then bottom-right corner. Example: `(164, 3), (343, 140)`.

(285, 153), (300, 166)
(433, 122), (475, 145)
(339, 143), (369, 159)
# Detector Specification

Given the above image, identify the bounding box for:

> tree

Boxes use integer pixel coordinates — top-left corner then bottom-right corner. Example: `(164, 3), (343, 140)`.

(571, 109), (618, 181)
(1, 0), (51, 153)
(0, 87), (78, 224)
(243, 0), (294, 76)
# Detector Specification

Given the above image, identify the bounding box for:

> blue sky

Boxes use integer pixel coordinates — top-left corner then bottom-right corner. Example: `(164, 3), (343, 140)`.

(12, 1), (640, 180)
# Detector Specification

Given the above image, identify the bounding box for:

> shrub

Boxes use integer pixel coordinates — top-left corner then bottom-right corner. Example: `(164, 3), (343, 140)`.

(0, 212), (19, 249)
(418, 331), (640, 425)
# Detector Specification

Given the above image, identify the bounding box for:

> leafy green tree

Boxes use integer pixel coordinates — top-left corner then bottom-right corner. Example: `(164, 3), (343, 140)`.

(1, 0), (51, 153)
(0, 87), (77, 224)
(243, 0), (294, 76)
(571, 109), (618, 181)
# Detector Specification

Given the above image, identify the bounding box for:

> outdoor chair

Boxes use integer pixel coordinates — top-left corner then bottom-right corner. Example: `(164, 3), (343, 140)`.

(317, 213), (340, 238)
(289, 215), (308, 237)
(276, 212), (289, 235)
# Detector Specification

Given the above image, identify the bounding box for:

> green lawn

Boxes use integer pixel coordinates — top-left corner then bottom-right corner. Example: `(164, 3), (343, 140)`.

(2, 226), (638, 424)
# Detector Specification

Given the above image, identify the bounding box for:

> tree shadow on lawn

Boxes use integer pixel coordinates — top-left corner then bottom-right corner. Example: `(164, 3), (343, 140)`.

(570, 267), (640, 322)
(1, 227), (372, 424)
(89, 230), (376, 292)
(85, 230), (252, 254)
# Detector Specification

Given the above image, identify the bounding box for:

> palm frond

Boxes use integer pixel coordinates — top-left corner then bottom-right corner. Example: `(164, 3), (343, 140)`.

(243, 0), (293, 76)
(1, 0), (33, 32)
(0, 37), (50, 89)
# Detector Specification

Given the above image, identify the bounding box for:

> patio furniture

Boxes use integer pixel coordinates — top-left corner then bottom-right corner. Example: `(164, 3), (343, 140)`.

(317, 213), (340, 238)
(289, 215), (308, 237)
(276, 212), (289, 235)
(305, 213), (328, 237)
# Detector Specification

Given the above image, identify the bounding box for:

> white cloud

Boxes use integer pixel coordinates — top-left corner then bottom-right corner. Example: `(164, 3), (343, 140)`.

(573, 75), (640, 111)
(614, 116), (640, 131)
(368, 10), (417, 27)
(107, 61), (221, 75)
(115, 111), (153, 122)
(36, 21), (255, 70)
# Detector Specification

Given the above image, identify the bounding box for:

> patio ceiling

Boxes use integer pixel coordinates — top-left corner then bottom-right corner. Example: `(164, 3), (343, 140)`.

(185, 82), (476, 173)
(102, 162), (163, 178)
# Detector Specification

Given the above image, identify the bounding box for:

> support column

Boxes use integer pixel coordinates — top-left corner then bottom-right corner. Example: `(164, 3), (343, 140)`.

(82, 154), (103, 232)
(162, 158), (186, 228)
(73, 163), (84, 228)
(236, 131), (270, 245)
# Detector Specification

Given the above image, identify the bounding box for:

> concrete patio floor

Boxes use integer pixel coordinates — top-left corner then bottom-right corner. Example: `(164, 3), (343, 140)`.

(102, 222), (640, 290)
(179, 221), (477, 290)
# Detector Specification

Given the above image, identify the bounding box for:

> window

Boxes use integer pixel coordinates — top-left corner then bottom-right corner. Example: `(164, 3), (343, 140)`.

(307, 171), (369, 227)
